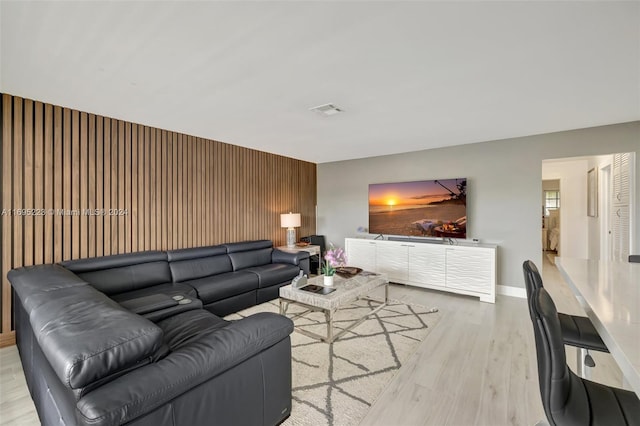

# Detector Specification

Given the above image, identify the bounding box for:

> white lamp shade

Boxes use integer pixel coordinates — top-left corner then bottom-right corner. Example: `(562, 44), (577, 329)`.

(281, 213), (301, 228)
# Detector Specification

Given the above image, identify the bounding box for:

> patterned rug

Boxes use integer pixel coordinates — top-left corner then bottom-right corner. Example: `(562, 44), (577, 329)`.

(227, 298), (441, 426)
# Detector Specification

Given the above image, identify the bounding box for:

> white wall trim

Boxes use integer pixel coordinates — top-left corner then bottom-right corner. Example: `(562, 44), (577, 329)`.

(497, 285), (526, 299)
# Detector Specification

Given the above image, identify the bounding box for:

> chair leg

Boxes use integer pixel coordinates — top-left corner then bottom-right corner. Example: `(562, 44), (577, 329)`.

(584, 350), (596, 368)
(576, 348), (594, 379)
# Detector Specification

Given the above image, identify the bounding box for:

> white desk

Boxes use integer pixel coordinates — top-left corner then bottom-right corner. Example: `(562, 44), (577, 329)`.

(556, 257), (640, 395)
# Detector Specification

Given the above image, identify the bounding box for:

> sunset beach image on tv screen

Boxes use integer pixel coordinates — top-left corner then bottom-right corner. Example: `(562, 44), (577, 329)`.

(368, 178), (467, 238)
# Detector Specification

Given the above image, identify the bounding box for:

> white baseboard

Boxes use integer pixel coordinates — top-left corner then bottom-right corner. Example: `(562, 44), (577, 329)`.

(497, 285), (526, 299)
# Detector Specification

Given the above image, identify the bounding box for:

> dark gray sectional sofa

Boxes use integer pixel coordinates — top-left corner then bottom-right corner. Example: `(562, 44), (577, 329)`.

(9, 240), (309, 426)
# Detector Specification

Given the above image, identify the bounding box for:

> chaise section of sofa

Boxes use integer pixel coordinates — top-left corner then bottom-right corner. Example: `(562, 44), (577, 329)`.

(60, 251), (201, 322)
(9, 261), (294, 426)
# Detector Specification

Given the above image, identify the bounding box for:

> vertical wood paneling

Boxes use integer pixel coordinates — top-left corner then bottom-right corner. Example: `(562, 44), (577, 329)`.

(150, 128), (157, 250)
(2, 95), (13, 335)
(88, 114), (96, 258)
(172, 133), (178, 248)
(62, 108), (71, 260)
(71, 110), (80, 259)
(161, 131), (167, 250)
(0, 93), (317, 346)
(53, 106), (63, 263)
(103, 118), (111, 256)
(118, 120), (125, 252)
(186, 136), (192, 247)
(131, 124), (138, 253)
(95, 116), (103, 257)
(110, 119), (118, 254)
(44, 103), (54, 263)
(34, 103), (45, 265)
(80, 112), (88, 259)
(13, 98), (24, 274)
(23, 100), (34, 267)
(124, 122), (132, 253)
(136, 125), (144, 251)
(144, 127), (151, 251)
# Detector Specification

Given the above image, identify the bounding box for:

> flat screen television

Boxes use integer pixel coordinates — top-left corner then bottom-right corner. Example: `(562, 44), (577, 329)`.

(368, 178), (467, 238)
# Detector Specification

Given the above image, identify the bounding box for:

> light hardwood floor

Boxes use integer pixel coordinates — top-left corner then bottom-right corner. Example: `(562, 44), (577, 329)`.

(0, 256), (623, 425)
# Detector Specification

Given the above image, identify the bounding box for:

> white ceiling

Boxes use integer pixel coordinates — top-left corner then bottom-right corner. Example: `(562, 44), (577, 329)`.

(1, 1), (639, 164)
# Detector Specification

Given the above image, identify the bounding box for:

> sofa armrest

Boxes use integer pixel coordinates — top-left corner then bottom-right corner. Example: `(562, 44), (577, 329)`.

(75, 313), (294, 426)
(272, 249), (310, 266)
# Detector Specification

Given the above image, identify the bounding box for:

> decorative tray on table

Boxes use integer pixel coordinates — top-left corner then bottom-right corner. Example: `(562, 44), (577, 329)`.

(335, 266), (363, 278)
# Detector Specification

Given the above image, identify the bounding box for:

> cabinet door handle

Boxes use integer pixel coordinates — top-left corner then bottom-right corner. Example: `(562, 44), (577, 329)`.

(616, 209), (621, 217)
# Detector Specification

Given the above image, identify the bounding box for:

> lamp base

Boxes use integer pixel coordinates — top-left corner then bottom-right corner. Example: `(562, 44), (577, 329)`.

(286, 228), (296, 248)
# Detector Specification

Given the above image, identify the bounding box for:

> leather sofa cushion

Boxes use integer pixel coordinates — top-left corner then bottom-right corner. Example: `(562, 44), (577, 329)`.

(75, 313), (293, 426)
(224, 240), (273, 271)
(61, 251), (171, 295)
(26, 283), (164, 390)
(169, 254), (233, 283)
(185, 271), (259, 303)
(166, 245), (227, 262)
(272, 249), (310, 266)
(228, 248), (273, 271)
(223, 239), (273, 253)
(110, 282), (197, 303)
(157, 309), (229, 351)
(119, 294), (179, 315)
(246, 263), (300, 288)
(9, 264), (87, 313)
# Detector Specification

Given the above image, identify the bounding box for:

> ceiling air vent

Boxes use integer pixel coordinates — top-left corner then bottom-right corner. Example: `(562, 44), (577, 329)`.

(309, 103), (343, 116)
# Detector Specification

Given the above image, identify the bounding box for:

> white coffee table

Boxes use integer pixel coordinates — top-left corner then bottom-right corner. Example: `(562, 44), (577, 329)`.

(279, 272), (389, 343)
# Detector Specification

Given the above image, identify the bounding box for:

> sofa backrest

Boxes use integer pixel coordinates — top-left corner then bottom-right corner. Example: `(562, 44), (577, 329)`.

(60, 251), (171, 296)
(8, 265), (165, 392)
(167, 245), (232, 282)
(224, 240), (274, 271)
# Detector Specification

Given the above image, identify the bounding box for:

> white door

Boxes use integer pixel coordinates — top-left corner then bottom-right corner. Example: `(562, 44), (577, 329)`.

(600, 165), (612, 261)
(610, 153), (635, 261)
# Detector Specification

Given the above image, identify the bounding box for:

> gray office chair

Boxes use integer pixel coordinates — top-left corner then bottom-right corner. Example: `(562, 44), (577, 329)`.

(530, 287), (640, 426)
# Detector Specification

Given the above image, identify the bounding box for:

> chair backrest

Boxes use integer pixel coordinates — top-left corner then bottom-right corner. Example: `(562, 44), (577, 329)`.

(302, 235), (327, 256)
(629, 255), (640, 263)
(523, 260), (544, 321)
(530, 287), (589, 426)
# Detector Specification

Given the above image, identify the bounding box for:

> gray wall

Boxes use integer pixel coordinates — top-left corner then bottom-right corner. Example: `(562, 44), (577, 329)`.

(317, 121), (640, 289)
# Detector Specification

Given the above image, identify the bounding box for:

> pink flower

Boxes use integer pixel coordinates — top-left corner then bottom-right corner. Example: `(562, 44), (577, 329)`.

(322, 244), (347, 276)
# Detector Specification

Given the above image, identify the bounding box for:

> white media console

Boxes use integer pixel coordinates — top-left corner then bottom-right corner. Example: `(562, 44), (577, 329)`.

(345, 237), (497, 303)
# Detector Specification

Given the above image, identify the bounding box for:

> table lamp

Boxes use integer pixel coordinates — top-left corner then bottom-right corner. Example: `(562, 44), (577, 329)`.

(281, 212), (301, 248)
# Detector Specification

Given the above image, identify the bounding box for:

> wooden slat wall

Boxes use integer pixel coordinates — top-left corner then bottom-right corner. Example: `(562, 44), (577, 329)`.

(0, 93), (317, 346)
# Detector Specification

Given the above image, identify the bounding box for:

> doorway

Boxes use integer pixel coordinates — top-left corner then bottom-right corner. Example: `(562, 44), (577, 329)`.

(542, 152), (635, 261)
(542, 179), (560, 261)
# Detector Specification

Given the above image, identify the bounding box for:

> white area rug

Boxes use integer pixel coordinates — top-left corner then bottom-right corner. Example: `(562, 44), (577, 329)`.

(228, 299), (441, 426)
